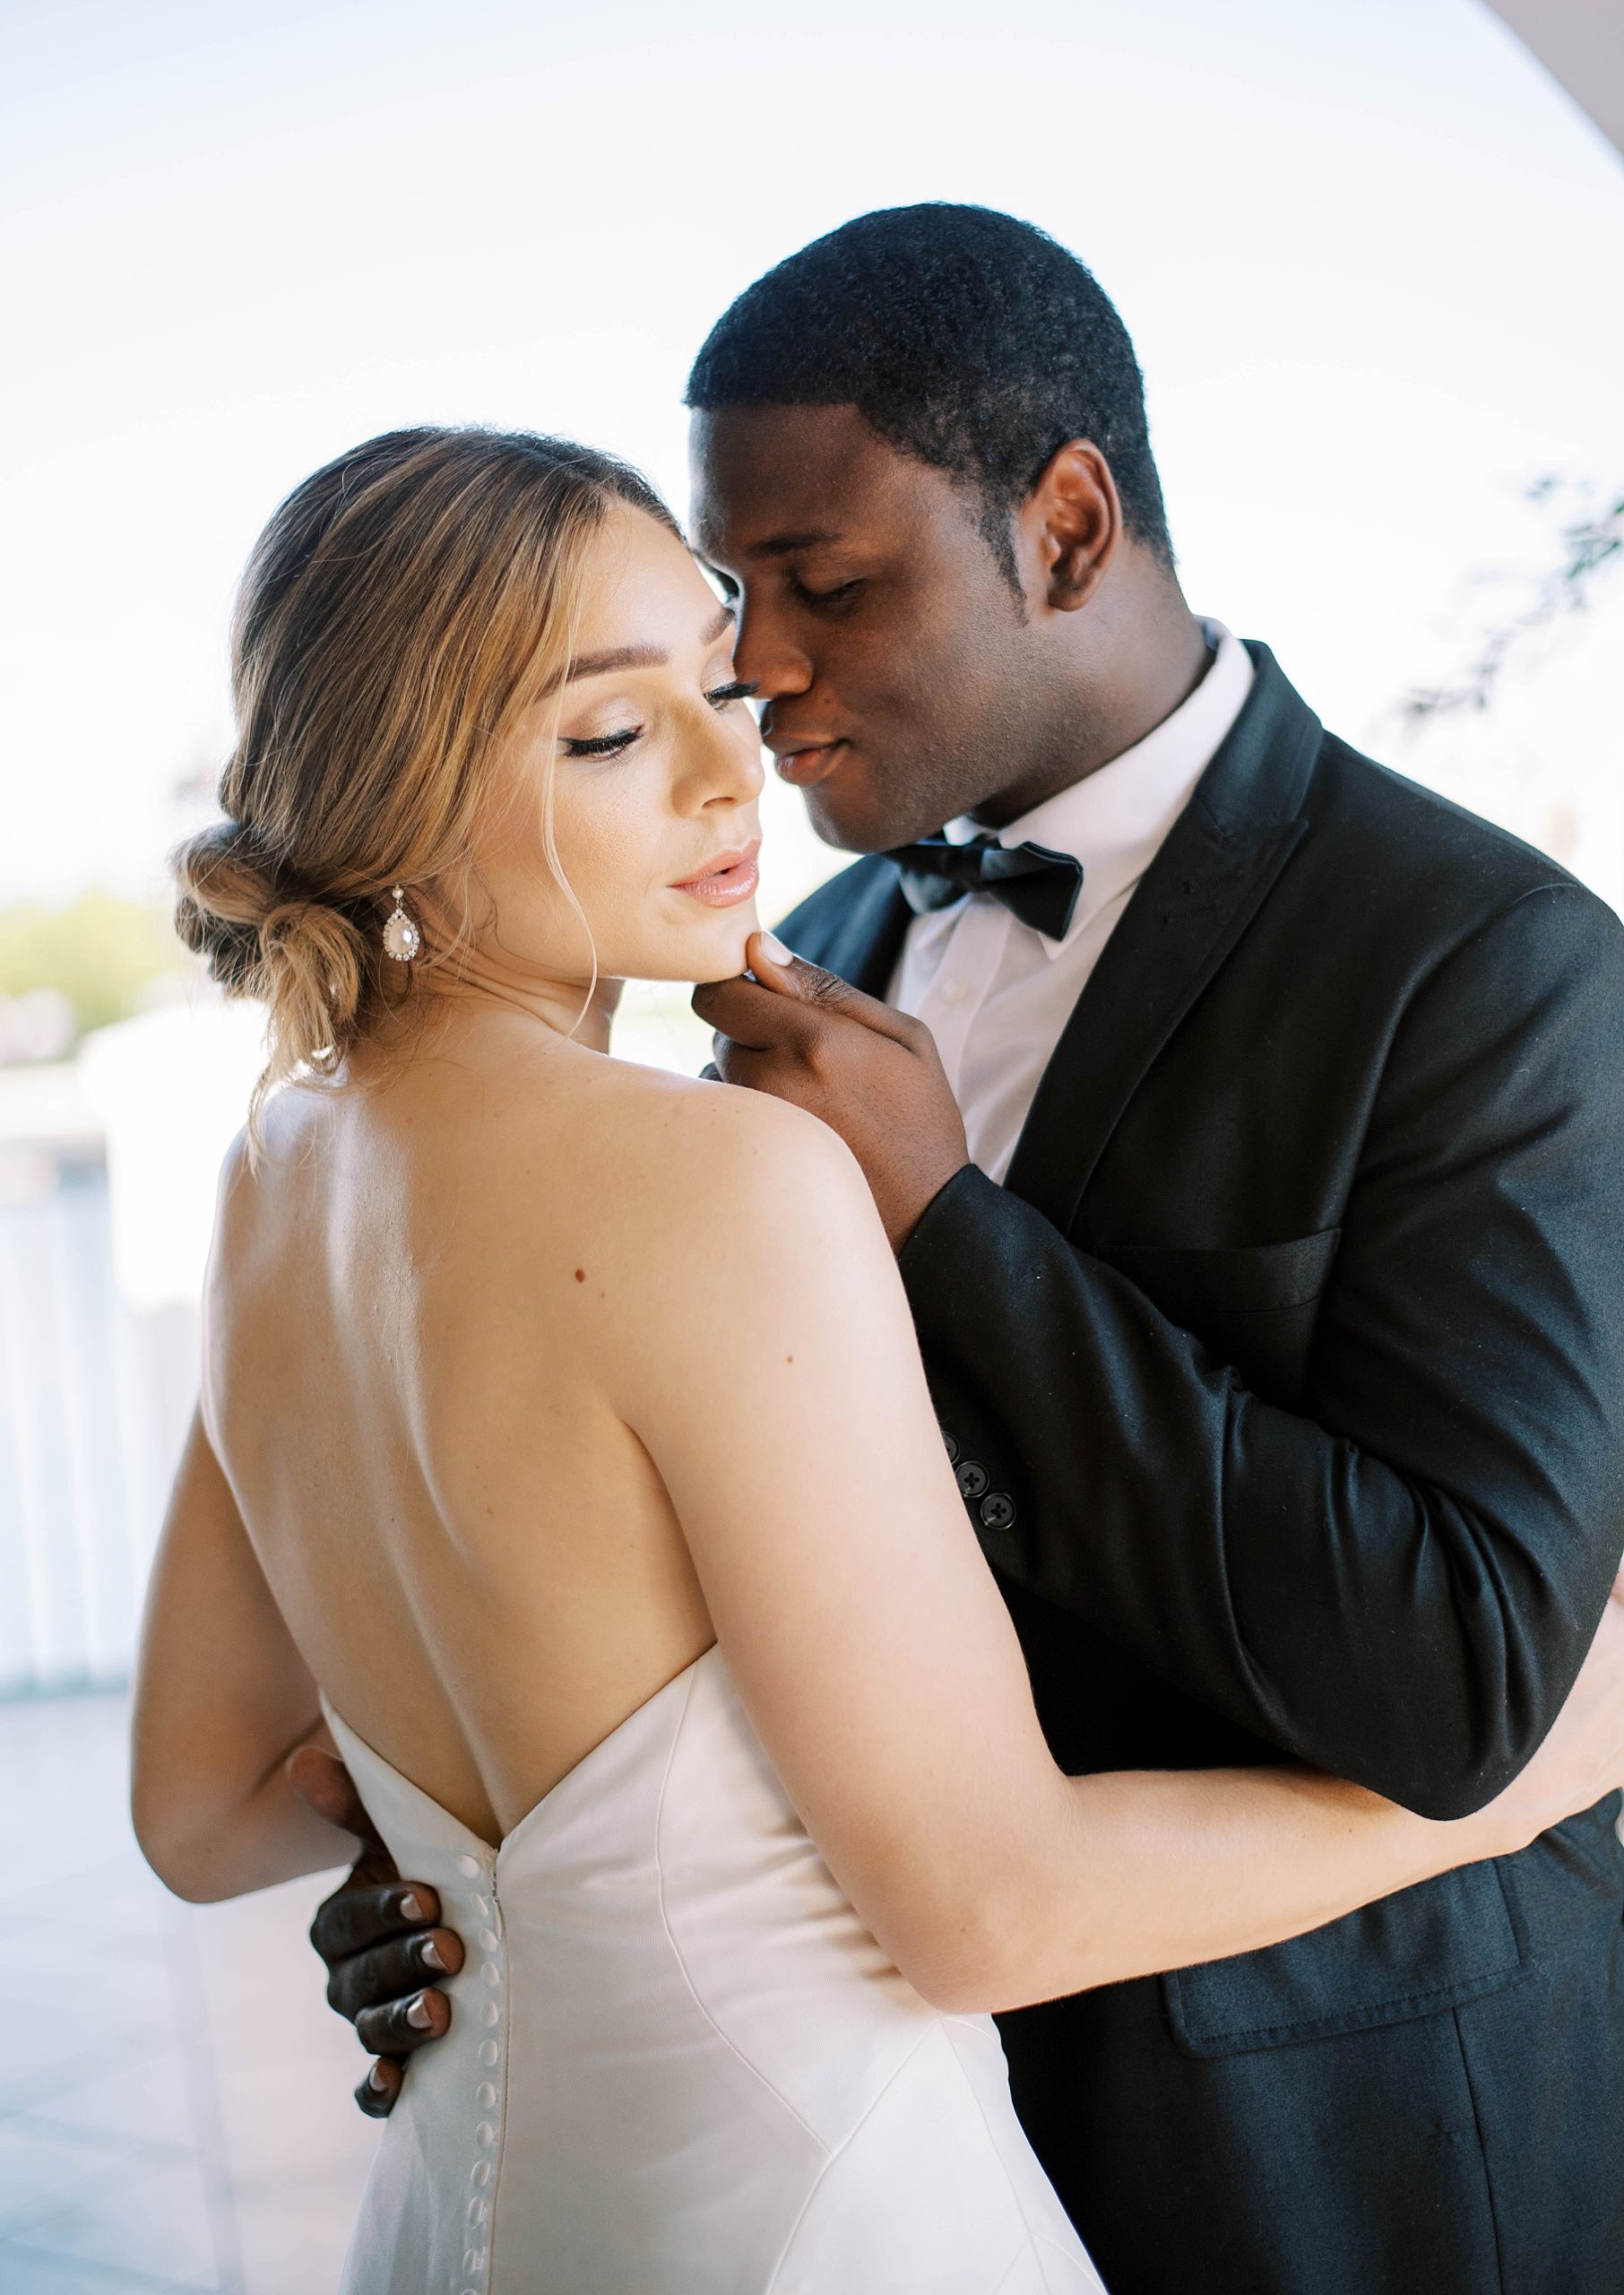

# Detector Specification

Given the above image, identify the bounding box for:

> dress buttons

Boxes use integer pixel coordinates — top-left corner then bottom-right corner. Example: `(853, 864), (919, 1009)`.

(955, 1459), (989, 1500)
(458, 1883), (501, 2291)
(456, 1855), (482, 1879)
(980, 1492), (1015, 1530)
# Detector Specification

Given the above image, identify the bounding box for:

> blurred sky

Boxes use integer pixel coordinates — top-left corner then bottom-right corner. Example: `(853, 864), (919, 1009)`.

(3, 0), (1621, 917)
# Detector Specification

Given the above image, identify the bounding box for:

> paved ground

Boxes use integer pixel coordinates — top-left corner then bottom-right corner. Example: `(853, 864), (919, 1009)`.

(0, 1692), (376, 2292)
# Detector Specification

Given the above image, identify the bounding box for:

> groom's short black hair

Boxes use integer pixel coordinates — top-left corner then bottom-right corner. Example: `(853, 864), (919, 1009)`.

(685, 203), (1174, 586)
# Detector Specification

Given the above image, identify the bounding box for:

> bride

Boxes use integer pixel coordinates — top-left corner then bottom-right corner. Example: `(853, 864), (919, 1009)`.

(132, 426), (1624, 2294)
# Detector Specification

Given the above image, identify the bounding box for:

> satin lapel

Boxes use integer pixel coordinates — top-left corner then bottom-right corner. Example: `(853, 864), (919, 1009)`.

(1003, 645), (1319, 1232)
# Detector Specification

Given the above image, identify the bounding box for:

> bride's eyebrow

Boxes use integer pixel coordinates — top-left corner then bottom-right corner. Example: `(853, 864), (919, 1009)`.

(561, 605), (736, 688)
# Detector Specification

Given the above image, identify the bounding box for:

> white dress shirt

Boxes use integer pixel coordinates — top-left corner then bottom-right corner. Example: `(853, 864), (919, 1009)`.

(888, 621), (1256, 1183)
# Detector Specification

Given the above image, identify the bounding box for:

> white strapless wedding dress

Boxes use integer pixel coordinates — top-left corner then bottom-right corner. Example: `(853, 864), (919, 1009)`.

(324, 1644), (1105, 2294)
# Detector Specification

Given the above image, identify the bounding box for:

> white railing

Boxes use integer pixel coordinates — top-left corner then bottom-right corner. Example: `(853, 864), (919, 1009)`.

(0, 996), (265, 1695)
(0, 1155), (194, 1690)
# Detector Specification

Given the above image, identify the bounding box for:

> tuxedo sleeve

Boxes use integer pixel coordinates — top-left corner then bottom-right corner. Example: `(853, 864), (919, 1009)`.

(898, 880), (1624, 1821)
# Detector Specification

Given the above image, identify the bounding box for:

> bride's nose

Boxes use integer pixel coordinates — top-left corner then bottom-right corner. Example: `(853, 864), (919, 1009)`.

(671, 702), (764, 816)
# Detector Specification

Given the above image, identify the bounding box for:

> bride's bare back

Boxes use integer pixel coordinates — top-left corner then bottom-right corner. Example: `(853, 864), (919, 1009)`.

(209, 1009), (721, 1844)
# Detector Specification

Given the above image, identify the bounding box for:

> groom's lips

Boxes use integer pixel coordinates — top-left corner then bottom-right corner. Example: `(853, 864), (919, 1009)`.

(769, 739), (849, 787)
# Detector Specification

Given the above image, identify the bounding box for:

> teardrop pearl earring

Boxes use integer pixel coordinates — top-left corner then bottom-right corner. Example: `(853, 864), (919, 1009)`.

(382, 885), (421, 963)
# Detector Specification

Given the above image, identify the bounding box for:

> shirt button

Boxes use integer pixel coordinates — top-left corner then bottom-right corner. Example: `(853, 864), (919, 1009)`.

(980, 1493), (1016, 1531)
(456, 1855), (482, 1880)
(955, 1459), (989, 1500)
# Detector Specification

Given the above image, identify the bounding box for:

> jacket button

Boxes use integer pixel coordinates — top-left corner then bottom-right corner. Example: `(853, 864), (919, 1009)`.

(955, 1459), (989, 1500)
(980, 1492), (1015, 1530)
(942, 1429), (959, 1463)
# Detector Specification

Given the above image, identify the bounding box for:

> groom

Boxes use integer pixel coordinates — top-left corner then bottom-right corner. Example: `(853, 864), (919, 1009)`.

(307, 207), (1624, 2293)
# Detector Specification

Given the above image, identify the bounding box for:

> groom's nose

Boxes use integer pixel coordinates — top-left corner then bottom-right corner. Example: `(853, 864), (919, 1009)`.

(730, 594), (816, 706)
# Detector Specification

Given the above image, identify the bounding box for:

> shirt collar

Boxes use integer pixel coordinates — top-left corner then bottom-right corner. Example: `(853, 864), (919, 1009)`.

(944, 620), (1256, 960)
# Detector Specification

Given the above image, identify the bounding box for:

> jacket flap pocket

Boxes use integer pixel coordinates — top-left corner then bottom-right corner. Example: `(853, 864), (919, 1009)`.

(1093, 1227), (1342, 1315)
(1162, 1858), (1525, 2058)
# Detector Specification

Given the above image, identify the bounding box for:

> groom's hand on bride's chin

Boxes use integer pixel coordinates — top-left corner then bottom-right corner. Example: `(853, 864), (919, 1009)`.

(289, 1745), (465, 2118)
(693, 933), (971, 1251)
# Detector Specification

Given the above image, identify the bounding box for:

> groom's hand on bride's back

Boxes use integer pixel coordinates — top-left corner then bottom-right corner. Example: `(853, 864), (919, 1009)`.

(694, 933), (971, 1251)
(289, 1745), (464, 2119)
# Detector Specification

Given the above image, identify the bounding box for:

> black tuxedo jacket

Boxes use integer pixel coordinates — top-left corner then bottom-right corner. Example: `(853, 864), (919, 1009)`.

(779, 645), (1624, 2295)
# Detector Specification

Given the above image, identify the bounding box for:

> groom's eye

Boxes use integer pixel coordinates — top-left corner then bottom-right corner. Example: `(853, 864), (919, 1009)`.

(789, 575), (865, 611)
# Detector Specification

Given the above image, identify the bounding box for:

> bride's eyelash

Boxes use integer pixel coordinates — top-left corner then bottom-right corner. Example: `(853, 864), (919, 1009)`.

(561, 681), (758, 760)
(563, 727), (642, 758)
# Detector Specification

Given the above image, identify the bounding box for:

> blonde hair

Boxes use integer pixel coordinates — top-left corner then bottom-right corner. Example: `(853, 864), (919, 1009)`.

(173, 427), (680, 1136)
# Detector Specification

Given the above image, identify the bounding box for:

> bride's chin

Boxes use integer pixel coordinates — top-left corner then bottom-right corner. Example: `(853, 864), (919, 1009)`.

(684, 907), (758, 985)
(626, 910), (759, 987)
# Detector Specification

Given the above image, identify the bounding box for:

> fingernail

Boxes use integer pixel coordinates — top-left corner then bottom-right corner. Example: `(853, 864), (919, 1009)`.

(419, 1936), (446, 1971)
(367, 2062), (389, 2091)
(398, 1892), (426, 1922)
(757, 931), (792, 965)
(405, 1991), (433, 2030)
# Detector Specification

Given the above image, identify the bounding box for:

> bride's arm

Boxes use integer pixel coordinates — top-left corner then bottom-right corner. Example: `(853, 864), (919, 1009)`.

(131, 1408), (359, 1901)
(618, 1088), (1624, 2015)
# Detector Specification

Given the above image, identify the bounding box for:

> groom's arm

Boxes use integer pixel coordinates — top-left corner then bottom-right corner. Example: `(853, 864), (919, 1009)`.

(699, 884), (1624, 1822)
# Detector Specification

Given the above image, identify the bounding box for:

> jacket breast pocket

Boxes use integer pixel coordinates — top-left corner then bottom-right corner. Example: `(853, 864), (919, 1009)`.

(1089, 1227), (1342, 1403)
(1162, 1858), (1528, 2058)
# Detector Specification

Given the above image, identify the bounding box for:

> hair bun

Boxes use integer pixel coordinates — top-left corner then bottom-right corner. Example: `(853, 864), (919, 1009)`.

(172, 816), (286, 992)
(172, 814), (367, 1049)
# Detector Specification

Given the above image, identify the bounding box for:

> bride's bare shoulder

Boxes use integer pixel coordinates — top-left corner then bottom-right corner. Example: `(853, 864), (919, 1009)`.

(589, 1058), (866, 1216)
(520, 1052), (880, 1277)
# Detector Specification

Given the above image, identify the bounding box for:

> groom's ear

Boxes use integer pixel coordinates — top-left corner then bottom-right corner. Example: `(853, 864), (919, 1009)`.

(1017, 439), (1121, 614)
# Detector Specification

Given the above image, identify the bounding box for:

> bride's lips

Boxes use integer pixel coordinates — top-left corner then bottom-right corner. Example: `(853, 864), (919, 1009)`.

(771, 740), (848, 788)
(669, 839), (761, 907)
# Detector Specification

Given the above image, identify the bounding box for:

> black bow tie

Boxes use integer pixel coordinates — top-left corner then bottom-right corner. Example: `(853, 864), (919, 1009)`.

(885, 834), (1085, 941)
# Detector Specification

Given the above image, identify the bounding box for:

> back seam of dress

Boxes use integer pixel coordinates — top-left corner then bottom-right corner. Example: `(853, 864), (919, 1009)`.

(486, 1880), (512, 2295)
(652, 1663), (828, 2152)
